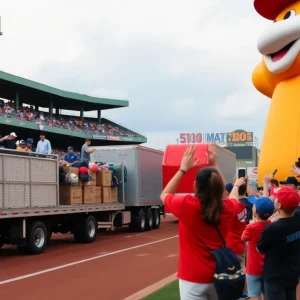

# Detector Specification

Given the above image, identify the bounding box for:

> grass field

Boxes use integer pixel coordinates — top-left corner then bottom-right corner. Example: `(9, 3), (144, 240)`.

(142, 280), (180, 300)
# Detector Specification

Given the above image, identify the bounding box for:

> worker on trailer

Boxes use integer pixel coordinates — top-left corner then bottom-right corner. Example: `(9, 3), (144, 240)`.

(61, 146), (79, 166)
(0, 132), (17, 149)
(80, 138), (96, 166)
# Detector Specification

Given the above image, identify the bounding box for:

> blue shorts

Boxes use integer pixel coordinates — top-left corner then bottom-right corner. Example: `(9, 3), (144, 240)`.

(246, 274), (264, 297)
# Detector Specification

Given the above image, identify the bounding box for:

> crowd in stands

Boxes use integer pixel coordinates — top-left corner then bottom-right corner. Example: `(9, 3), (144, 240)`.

(0, 101), (136, 137)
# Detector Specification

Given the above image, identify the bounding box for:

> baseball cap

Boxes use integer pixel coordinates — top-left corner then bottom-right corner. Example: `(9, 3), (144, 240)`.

(10, 132), (17, 137)
(68, 146), (73, 150)
(254, 0), (296, 21)
(225, 183), (233, 193)
(27, 138), (33, 144)
(249, 196), (275, 218)
(271, 186), (300, 209)
(19, 140), (25, 144)
(280, 177), (299, 186)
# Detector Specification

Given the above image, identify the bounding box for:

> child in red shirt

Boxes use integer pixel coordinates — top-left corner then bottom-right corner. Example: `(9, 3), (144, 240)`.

(241, 196), (275, 300)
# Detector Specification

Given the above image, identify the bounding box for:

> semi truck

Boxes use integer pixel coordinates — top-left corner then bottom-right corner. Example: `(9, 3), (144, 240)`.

(0, 145), (164, 255)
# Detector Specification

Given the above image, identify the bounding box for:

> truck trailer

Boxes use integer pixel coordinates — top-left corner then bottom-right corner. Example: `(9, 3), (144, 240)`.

(0, 146), (164, 255)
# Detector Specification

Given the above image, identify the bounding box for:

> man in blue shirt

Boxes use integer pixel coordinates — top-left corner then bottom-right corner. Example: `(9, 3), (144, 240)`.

(63, 146), (79, 166)
(36, 133), (52, 155)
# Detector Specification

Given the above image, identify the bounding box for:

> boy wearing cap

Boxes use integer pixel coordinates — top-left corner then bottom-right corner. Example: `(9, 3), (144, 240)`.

(257, 187), (300, 300)
(241, 197), (275, 300)
(16, 140), (27, 151)
(25, 139), (33, 152)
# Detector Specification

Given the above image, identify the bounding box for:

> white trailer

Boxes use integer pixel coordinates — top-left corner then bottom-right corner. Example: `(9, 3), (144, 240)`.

(0, 146), (164, 255)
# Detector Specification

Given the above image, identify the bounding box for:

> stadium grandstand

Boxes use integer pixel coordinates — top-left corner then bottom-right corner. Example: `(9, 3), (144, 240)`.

(0, 71), (146, 159)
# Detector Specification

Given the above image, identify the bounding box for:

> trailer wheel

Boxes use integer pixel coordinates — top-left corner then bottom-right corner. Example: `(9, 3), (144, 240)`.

(18, 221), (48, 255)
(153, 208), (161, 229)
(129, 209), (146, 232)
(74, 215), (97, 243)
(146, 208), (154, 231)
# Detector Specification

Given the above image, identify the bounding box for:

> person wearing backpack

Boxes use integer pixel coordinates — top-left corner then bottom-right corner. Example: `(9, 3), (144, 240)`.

(160, 144), (245, 300)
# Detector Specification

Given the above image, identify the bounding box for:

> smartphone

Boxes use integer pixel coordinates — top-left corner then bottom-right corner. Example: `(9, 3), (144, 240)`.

(238, 168), (246, 178)
(272, 169), (278, 176)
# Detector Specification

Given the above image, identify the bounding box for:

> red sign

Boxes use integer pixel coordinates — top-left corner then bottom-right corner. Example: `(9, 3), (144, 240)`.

(107, 136), (120, 141)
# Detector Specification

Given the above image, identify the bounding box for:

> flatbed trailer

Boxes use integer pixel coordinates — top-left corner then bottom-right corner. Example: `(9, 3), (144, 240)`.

(0, 146), (164, 255)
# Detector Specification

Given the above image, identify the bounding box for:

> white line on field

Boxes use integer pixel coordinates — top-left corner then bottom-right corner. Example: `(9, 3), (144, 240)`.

(0, 235), (178, 286)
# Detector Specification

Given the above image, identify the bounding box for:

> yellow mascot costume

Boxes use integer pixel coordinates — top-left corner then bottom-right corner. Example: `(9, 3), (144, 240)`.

(253, 0), (300, 184)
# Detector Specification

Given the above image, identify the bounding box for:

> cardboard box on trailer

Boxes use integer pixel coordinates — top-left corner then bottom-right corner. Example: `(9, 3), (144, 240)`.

(82, 186), (96, 204)
(111, 187), (118, 203)
(63, 166), (79, 176)
(102, 187), (112, 203)
(59, 186), (82, 205)
(95, 187), (102, 204)
(96, 170), (112, 187)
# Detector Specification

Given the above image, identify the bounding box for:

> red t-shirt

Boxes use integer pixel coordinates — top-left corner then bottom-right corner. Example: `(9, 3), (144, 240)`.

(164, 194), (240, 284)
(242, 221), (271, 276)
(226, 202), (247, 255)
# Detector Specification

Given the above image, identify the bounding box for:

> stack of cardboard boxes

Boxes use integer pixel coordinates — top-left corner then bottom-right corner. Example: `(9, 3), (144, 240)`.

(59, 167), (82, 205)
(59, 167), (118, 205)
(95, 170), (118, 204)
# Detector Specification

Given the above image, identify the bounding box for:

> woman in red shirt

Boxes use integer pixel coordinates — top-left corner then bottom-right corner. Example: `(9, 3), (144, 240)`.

(160, 144), (245, 300)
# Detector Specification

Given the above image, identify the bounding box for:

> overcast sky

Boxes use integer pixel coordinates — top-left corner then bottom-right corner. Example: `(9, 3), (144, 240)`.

(0, 0), (271, 149)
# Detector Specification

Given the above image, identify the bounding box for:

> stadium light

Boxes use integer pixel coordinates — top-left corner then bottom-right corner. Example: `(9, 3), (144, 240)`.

(0, 17), (3, 36)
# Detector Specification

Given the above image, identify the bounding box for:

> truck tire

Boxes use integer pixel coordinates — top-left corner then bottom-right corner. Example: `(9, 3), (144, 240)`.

(18, 221), (48, 255)
(74, 215), (97, 243)
(129, 209), (146, 232)
(153, 208), (161, 229)
(146, 208), (154, 231)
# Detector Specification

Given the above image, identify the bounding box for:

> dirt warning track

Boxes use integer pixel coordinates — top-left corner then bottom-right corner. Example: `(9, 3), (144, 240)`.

(0, 216), (179, 300)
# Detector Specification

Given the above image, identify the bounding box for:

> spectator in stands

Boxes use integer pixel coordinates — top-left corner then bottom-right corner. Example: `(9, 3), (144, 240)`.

(26, 139), (33, 152)
(36, 133), (52, 154)
(16, 140), (27, 151)
(160, 144), (245, 300)
(61, 146), (79, 167)
(0, 132), (17, 149)
(0, 101), (137, 137)
(80, 139), (95, 166)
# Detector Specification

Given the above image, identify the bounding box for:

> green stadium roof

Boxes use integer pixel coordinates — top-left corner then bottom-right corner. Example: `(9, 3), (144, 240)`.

(0, 71), (129, 111)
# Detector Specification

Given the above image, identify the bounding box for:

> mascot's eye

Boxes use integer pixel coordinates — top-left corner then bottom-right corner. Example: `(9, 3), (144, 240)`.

(284, 10), (296, 20)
